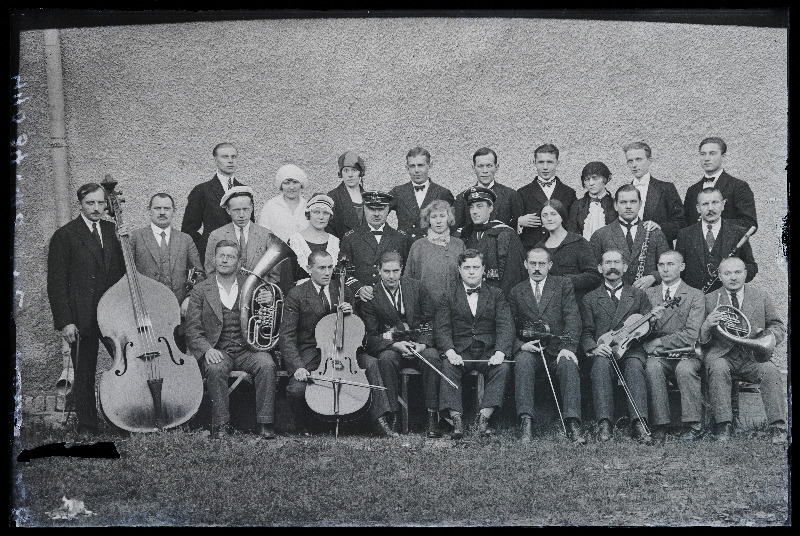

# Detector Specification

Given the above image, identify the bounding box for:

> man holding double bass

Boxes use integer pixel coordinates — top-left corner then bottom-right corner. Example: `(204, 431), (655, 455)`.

(47, 183), (126, 434)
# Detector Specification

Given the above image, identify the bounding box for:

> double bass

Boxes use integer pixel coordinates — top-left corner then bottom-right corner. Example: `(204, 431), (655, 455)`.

(97, 176), (204, 432)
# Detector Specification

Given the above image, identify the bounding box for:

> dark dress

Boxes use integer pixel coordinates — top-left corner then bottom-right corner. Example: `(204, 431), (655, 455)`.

(535, 231), (602, 305)
(290, 240), (328, 282)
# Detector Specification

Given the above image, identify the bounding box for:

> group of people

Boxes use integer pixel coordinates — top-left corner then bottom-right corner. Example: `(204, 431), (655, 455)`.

(46, 137), (786, 446)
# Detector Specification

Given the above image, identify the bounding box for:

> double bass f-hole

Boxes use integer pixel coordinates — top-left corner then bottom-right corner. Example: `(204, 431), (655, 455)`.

(158, 336), (184, 365)
(114, 341), (135, 377)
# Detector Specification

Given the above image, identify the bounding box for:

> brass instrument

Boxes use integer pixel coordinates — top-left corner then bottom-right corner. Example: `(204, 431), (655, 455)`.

(653, 341), (703, 360)
(713, 298), (776, 362)
(635, 223), (651, 281)
(702, 226), (757, 294)
(239, 234), (295, 351)
(185, 267), (205, 293)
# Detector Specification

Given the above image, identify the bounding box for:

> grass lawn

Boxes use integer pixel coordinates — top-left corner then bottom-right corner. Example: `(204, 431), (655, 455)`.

(11, 420), (789, 527)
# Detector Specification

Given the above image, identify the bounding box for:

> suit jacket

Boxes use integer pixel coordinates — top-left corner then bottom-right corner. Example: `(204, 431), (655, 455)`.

(699, 285), (785, 362)
(516, 177), (578, 248)
(204, 222), (279, 280)
(129, 226), (204, 304)
(453, 181), (525, 231)
(644, 281), (705, 352)
(184, 274), (246, 359)
(566, 191), (617, 238)
(580, 284), (652, 354)
(361, 277), (436, 356)
(508, 276), (581, 356)
(626, 176), (685, 244)
(181, 174), (250, 260)
(326, 181), (364, 239)
(388, 180), (455, 241)
(47, 217), (126, 332)
(339, 225), (410, 295)
(460, 221), (527, 297)
(683, 171), (757, 231)
(589, 220), (670, 287)
(280, 279), (354, 375)
(675, 219), (757, 293)
(434, 284), (514, 357)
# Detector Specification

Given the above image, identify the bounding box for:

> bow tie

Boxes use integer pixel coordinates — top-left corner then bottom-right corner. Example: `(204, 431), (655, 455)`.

(590, 196), (603, 204)
(371, 230), (383, 236)
(703, 177), (716, 185)
(538, 178), (556, 188)
(413, 184), (426, 192)
(466, 286), (481, 295)
(619, 219), (637, 229)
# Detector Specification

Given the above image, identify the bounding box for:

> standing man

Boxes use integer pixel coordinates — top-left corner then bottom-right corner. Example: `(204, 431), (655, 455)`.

(47, 183), (126, 434)
(622, 141), (685, 244)
(361, 251), (442, 437)
(388, 146), (455, 242)
(675, 187), (758, 294)
(643, 250), (706, 443)
(517, 144), (578, 249)
(683, 137), (757, 230)
(185, 240), (277, 439)
(453, 147), (525, 231)
(700, 257), (787, 444)
(459, 186), (527, 296)
(182, 142), (253, 260)
(581, 250), (654, 445)
(339, 191), (410, 304)
(509, 248), (585, 443)
(279, 250), (397, 437)
(590, 184), (669, 289)
(435, 249), (513, 439)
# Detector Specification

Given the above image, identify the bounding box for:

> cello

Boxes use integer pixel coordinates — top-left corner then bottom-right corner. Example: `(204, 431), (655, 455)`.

(97, 176), (204, 432)
(304, 257), (385, 437)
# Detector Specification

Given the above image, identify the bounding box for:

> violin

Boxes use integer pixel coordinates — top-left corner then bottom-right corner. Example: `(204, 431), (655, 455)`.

(96, 176), (204, 432)
(596, 297), (681, 360)
(386, 322), (432, 342)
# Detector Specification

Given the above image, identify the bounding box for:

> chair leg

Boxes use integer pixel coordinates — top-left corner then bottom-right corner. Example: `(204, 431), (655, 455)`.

(731, 379), (741, 428)
(400, 374), (410, 434)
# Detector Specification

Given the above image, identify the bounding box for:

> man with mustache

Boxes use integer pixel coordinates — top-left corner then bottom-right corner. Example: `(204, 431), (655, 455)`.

(47, 183), (126, 434)
(675, 187), (758, 294)
(580, 249), (655, 444)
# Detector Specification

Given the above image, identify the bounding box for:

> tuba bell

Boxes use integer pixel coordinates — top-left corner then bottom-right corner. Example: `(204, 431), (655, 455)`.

(713, 304), (776, 362)
(239, 234), (296, 351)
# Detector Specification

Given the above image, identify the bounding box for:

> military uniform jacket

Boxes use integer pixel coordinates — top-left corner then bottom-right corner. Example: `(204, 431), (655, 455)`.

(589, 220), (670, 287)
(453, 181), (525, 231)
(129, 226), (204, 304)
(460, 220), (527, 296)
(683, 171), (757, 231)
(361, 277), (436, 356)
(388, 180), (455, 241)
(508, 276), (581, 356)
(517, 177), (578, 248)
(339, 225), (410, 295)
(580, 283), (651, 355)
(434, 283), (514, 357)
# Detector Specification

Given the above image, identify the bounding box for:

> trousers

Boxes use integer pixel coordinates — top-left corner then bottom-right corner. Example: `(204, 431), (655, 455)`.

(204, 347), (276, 426)
(438, 342), (510, 414)
(645, 356), (702, 426)
(514, 350), (581, 420)
(377, 347), (442, 412)
(706, 353), (786, 426)
(591, 352), (649, 424)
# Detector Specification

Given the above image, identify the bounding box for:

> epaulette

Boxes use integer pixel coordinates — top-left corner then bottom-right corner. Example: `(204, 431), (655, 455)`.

(344, 229), (355, 237)
(346, 276), (358, 286)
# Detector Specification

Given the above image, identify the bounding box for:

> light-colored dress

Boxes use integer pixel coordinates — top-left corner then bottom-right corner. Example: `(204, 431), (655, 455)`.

(287, 232), (340, 285)
(405, 235), (466, 306)
(258, 194), (309, 243)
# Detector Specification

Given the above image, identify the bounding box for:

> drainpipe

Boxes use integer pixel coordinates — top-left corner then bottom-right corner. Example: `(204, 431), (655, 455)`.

(44, 29), (71, 227)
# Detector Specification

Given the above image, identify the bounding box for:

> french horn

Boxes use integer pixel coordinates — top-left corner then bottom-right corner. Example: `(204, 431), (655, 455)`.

(713, 304), (776, 362)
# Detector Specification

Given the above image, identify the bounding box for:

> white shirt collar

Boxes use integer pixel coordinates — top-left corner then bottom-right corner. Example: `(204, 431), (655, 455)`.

(80, 213), (100, 232)
(475, 180), (495, 189)
(312, 280), (332, 303)
(704, 168), (724, 181)
(368, 223), (386, 232)
(703, 218), (722, 233)
(530, 276), (547, 293)
(632, 173), (651, 186)
(728, 286), (744, 305)
(216, 276), (239, 309)
(235, 221), (251, 237)
(661, 279), (681, 298)
(217, 173), (235, 190)
(412, 179), (430, 189)
(150, 222), (172, 241)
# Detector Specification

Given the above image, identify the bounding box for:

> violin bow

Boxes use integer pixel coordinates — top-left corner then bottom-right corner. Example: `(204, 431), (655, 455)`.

(529, 337), (568, 437)
(408, 348), (458, 390)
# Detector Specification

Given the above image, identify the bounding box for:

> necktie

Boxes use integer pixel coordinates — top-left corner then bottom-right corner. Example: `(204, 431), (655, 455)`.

(534, 281), (542, 304)
(729, 291), (740, 310)
(466, 286), (481, 296)
(371, 229), (382, 242)
(538, 178), (556, 189)
(413, 184), (425, 192)
(159, 231), (169, 280)
(705, 224), (715, 251)
(391, 288), (402, 313)
(621, 220), (635, 252)
(664, 287), (671, 302)
(606, 286), (620, 305)
(91, 222), (103, 249)
(371, 230), (383, 235)
(320, 285), (331, 313)
(227, 177), (234, 190)
(238, 229), (248, 261)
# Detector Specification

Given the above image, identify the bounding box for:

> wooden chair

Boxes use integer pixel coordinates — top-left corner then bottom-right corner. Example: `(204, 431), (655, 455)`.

(397, 367), (484, 434)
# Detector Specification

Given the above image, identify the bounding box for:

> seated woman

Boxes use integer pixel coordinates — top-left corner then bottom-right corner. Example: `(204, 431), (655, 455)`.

(258, 164), (309, 243)
(567, 161), (617, 241)
(535, 199), (602, 305)
(287, 194), (340, 285)
(405, 199), (466, 306)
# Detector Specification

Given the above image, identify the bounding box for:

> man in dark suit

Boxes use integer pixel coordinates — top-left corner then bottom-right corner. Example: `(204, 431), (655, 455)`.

(453, 147), (525, 232)
(675, 187), (757, 294)
(581, 249), (654, 445)
(388, 146), (455, 242)
(339, 191), (410, 304)
(279, 250), (396, 437)
(361, 250), (442, 437)
(181, 142), (253, 260)
(435, 249), (514, 439)
(509, 248), (584, 443)
(622, 141), (685, 244)
(517, 144), (578, 249)
(700, 257), (787, 444)
(185, 240), (277, 439)
(683, 137), (757, 230)
(589, 184), (669, 289)
(643, 250), (706, 443)
(47, 183), (126, 434)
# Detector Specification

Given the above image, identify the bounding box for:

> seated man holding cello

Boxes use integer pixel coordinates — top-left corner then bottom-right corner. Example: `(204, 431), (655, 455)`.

(185, 239), (278, 439)
(360, 250), (444, 437)
(279, 250), (397, 437)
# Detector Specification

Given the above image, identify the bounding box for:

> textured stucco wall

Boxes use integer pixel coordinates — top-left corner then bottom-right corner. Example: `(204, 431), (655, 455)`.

(15, 18), (788, 394)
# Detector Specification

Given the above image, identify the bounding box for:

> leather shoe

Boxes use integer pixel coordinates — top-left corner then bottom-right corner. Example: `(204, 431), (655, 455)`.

(375, 414), (399, 438)
(632, 419), (653, 445)
(426, 411), (441, 438)
(257, 423), (276, 439)
(770, 426), (787, 444)
(476, 413), (492, 437)
(676, 426), (706, 441)
(519, 415), (533, 443)
(389, 412), (399, 434)
(451, 413), (464, 440)
(210, 424), (233, 439)
(651, 425), (667, 445)
(597, 419), (613, 442)
(566, 418), (586, 444)
(714, 421), (733, 442)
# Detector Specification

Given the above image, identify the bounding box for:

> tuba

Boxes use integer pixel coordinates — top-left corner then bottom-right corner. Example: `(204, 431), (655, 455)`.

(239, 234), (295, 351)
(713, 303), (776, 362)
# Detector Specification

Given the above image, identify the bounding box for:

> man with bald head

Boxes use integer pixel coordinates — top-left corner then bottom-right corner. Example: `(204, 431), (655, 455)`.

(700, 257), (787, 444)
